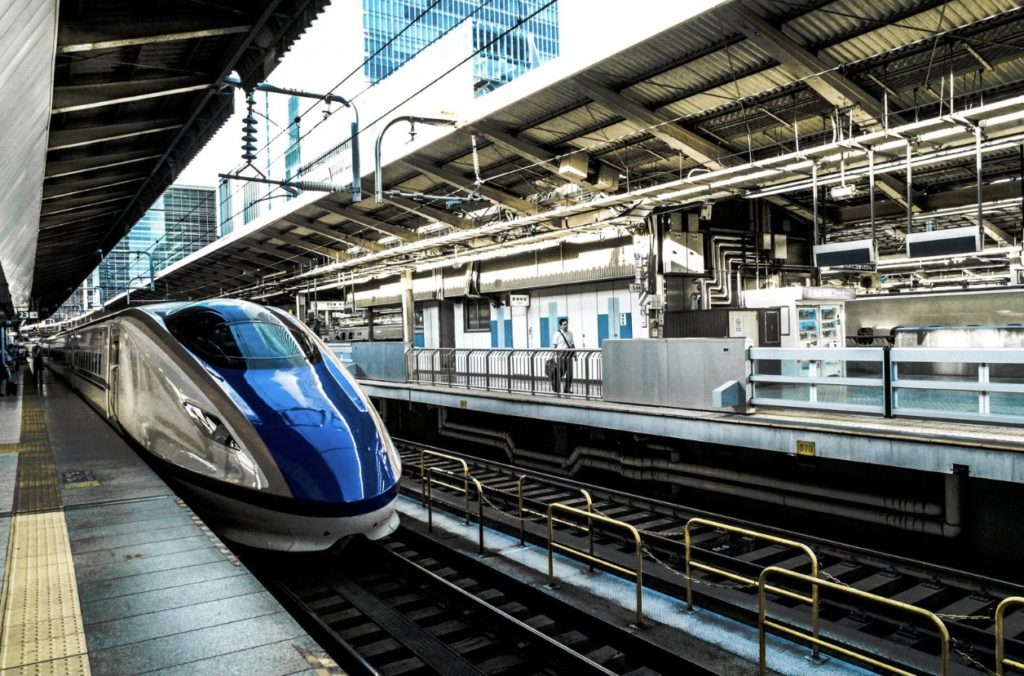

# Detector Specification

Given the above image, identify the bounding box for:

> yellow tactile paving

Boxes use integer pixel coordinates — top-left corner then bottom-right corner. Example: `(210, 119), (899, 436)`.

(0, 512), (90, 674)
(0, 379), (90, 675)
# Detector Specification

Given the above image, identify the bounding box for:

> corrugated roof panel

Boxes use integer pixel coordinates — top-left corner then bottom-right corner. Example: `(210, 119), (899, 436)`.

(0, 0), (57, 308)
(661, 66), (799, 120)
(623, 43), (773, 108)
(822, 0), (1021, 64)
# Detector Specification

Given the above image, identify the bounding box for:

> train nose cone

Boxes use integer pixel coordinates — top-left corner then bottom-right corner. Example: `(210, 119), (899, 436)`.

(221, 364), (399, 504)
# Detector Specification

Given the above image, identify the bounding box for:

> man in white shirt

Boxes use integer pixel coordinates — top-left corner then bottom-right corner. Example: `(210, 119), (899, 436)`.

(550, 317), (575, 393)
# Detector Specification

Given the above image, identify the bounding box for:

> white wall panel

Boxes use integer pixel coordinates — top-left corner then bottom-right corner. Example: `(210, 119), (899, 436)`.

(0, 1), (57, 307)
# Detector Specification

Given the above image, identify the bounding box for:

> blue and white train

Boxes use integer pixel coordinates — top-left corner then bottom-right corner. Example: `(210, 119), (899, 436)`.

(47, 299), (401, 551)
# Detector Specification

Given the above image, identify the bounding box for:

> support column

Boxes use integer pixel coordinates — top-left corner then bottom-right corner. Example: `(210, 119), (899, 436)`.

(402, 268), (415, 352)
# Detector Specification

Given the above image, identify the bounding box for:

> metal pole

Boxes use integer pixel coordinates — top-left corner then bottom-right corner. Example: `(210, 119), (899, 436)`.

(976, 124), (984, 250)
(402, 267), (415, 354)
(868, 149), (876, 255)
(906, 142), (913, 241)
(811, 163), (818, 249)
(375, 116), (456, 202)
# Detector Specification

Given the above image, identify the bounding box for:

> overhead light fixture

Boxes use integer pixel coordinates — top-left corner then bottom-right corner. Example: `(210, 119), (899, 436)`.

(830, 184), (858, 200)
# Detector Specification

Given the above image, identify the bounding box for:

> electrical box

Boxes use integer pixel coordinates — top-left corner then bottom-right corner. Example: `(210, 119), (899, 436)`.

(761, 233), (788, 260)
(662, 232), (704, 274)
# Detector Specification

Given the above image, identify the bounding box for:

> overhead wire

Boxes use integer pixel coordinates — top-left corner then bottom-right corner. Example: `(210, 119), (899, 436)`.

(116, 2), (1022, 302)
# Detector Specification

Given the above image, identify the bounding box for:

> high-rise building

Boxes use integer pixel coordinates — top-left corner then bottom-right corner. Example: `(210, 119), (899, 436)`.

(97, 185), (216, 303)
(363, 0), (559, 95)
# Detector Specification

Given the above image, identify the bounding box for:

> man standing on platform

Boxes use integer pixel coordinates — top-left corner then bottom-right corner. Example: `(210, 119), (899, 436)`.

(31, 344), (43, 388)
(0, 348), (10, 397)
(550, 317), (576, 394)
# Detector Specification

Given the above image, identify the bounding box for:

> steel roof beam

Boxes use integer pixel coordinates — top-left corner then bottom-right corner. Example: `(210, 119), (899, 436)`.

(382, 195), (475, 230)
(231, 242), (294, 266)
(238, 241), (298, 263)
(51, 76), (212, 114)
(278, 214), (385, 253)
(723, 5), (939, 229)
(472, 119), (617, 192)
(42, 175), (148, 201)
(400, 157), (537, 215)
(40, 194), (131, 217)
(47, 120), (184, 151)
(570, 74), (816, 222)
(44, 150), (163, 180)
(831, 180), (1024, 223)
(315, 202), (421, 242)
(223, 250), (287, 272)
(58, 21), (251, 54)
(728, 5), (889, 129)
(573, 72), (728, 169)
(38, 208), (120, 231)
(270, 228), (355, 260)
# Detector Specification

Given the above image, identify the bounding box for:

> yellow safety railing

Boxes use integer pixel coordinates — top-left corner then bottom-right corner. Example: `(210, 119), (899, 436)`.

(996, 596), (1024, 675)
(424, 466), (486, 553)
(758, 566), (950, 676)
(547, 502), (644, 627)
(518, 476), (592, 553)
(419, 449), (470, 524)
(684, 518), (820, 658)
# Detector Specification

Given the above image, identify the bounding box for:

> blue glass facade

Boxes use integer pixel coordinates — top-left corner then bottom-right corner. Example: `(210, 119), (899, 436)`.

(98, 186), (217, 302)
(363, 0), (559, 95)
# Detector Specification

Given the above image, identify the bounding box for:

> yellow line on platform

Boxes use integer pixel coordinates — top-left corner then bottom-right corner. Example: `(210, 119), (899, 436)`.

(0, 512), (90, 674)
(0, 376), (90, 674)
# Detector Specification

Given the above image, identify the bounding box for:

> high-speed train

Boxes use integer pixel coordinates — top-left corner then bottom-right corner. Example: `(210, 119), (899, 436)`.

(46, 299), (401, 551)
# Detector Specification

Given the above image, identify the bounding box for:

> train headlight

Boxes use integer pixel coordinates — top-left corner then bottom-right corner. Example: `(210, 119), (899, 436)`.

(181, 399), (267, 489)
(183, 401), (238, 448)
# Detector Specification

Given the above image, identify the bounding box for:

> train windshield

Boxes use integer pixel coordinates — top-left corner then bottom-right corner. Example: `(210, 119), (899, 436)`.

(167, 309), (320, 369)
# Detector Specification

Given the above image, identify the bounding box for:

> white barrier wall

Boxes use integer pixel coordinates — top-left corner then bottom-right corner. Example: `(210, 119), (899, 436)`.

(429, 281), (641, 349)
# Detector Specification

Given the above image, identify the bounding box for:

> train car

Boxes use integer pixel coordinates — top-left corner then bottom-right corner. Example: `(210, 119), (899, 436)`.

(47, 299), (401, 551)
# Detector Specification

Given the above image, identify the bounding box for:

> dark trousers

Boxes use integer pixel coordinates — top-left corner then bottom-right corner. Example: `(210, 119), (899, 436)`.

(549, 351), (574, 393)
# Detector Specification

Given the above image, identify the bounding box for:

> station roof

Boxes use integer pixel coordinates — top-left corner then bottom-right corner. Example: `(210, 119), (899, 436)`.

(19, 0), (1024, 318)
(0, 0), (330, 319)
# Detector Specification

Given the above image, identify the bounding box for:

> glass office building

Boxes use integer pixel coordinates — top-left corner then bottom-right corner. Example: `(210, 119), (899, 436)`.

(363, 0), (559, 95)
(97, 186), (216, 302)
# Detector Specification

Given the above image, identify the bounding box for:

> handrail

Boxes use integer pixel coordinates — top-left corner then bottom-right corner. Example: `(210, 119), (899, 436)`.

(419, 449), (470, 523)
(757, 566), (950, 676)
(425, 466), (486, 553)
(518, 476), (592, 554)
(996, 596), (1024, 675)
(400, 346), (1024, 425)
(547, 502), (644, 627)
(404, 347), (603, 400)
(685, 518), (820, 659)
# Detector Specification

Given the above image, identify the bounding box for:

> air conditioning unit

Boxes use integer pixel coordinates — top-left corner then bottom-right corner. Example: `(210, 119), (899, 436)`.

(813, 239), (876, 267)
(906, 226), (980, 258)
(558, 152), (589, 180)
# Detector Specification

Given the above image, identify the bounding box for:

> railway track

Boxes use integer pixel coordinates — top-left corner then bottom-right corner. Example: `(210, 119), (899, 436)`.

(394, 438), (1024, 675)
(248, 526), (723, 675)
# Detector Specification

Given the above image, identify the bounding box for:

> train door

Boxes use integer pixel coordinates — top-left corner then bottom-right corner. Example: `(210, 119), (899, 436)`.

(107, 324), (120, 420)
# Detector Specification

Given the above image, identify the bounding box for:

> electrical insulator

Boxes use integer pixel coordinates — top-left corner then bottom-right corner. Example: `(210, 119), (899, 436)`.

(241, 95), (258, 162)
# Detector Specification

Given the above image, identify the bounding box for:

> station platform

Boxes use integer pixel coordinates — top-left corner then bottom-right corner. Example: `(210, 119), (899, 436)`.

(360, 379), (1024, 484)
(0, 370), (334, 674)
